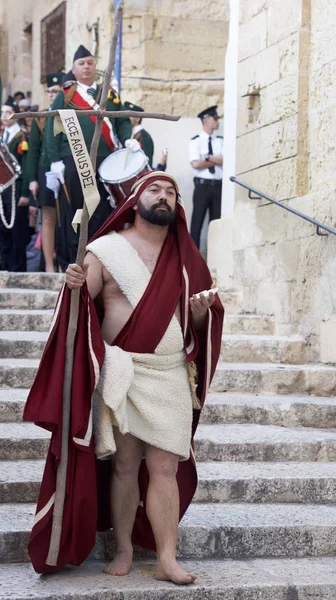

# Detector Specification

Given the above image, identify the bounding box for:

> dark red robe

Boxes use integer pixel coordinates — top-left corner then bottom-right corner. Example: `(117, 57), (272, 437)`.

(23, 172), (224, 573)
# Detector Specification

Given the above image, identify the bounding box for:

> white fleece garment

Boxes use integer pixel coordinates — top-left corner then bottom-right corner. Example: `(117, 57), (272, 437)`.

(87, 232), (193, 461)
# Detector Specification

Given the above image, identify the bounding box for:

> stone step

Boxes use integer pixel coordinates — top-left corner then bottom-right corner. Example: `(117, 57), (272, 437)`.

(221, 334), (308, 364)
(1, 388), (335, 428)
(0, 309), (53, 332)
(2, 459), (336, 505)
(2, 557), (336, 600)
(2, 421), (336, 463)
(0, 332), (48, 359)
(195, 461), (336, 503)
(0, 423), (50, 459)
(211, 362), (336, 396)
(224, 314), (275, 335)
(0, 331), (308, 364)
(218, 290), (243, 315)
(0, 330), (307, 364)
(3, 502), (336, 563)
(194, 424), (336, 462)
(0, 388), (29, 421)
(0, 289), (58, 310)
(0, 459), (44, 503)
(2, 360), (336, 395)
(202, 393), (336, 428)
(0, 272), (64, 291)
(0, 359), (39, 388)
(88, 502), (336, 561)
(0, 308), (275, 337)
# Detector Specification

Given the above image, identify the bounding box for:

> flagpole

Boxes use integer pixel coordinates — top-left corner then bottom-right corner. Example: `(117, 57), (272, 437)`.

(114, 0), (122, 93)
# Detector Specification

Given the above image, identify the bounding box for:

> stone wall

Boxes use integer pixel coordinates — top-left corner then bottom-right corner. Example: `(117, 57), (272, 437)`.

(122, 0), (228, 115)
(229, 0), (336, 363)
(0, 0), (33, 100)
(1, 0), (228, 117)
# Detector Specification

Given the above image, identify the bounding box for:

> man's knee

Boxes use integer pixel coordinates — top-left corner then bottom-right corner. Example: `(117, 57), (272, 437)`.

(146, 447), (179, 480)
(113, 433), (143, 479)
(113, 452), (140, 480)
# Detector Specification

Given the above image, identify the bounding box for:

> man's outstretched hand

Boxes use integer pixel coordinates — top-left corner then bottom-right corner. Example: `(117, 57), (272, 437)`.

(65, 263), (89, 289)
(190, 285), (217, 329)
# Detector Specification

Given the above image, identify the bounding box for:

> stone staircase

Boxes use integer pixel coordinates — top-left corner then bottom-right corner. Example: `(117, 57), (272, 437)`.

(1, 273), (336, 599)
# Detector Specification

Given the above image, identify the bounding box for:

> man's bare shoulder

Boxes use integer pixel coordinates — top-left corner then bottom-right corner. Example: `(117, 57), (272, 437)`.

(118, 228), (136, 240)
(85, 251), (103, 268)
(118, 227), (148, 247)
(85, 251), (110, 277)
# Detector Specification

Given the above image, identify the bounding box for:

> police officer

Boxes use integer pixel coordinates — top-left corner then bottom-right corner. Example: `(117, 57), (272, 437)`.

(45, 45), (135, 267)
(124, 101), (154, 167)
(189, 105), (223, 249)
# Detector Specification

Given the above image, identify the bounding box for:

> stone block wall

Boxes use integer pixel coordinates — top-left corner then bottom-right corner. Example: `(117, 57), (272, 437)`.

(120, 0), (228, 116)
(0, 0), (33, 100)
(233, 0), (336, 362)
(1, 0), (228, 117)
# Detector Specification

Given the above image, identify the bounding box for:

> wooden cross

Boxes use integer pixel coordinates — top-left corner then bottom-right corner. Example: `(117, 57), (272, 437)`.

(11, 0), (180, 567)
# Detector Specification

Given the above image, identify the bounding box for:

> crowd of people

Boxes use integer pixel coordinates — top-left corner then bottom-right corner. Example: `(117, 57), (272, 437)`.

(0, 44), (223, 273)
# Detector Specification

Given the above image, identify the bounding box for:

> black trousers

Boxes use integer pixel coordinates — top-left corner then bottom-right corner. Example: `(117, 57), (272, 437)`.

(0, 182), (29, 272)
(190, 180), (222, 249)
(57, 156), (113, 270)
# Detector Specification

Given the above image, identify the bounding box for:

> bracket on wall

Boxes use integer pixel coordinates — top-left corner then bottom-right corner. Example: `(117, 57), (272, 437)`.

(248, 189), (261, 200)
(316, 226), (328, 237)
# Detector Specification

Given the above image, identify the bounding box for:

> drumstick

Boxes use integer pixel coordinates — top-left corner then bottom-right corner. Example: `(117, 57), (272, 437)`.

(56, 197), (61, 227)
(62, 183), (71, 206)
(124, 130), (135, 169)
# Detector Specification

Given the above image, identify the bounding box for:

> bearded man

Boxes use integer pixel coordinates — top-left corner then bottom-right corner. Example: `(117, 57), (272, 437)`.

(24, 171), (224, 584)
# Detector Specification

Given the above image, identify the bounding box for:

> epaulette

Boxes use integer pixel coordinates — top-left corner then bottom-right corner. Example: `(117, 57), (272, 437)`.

(191, 135), (200, 140)
(107, 87), (121, 104)
(63, 81), (76, 90)
(61, 83), (77, 107)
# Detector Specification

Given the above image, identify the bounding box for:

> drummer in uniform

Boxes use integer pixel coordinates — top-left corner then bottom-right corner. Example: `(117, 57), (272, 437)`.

(0, 96), (30, 272)
(45, 44), (137, 266)
(27, 72), (63, 272)
(124, 101), (154, 168)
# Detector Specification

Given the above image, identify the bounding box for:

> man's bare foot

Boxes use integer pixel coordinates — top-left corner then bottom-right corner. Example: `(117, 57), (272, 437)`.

(155, 558), (197, 585)
(103, 550), (133, 576)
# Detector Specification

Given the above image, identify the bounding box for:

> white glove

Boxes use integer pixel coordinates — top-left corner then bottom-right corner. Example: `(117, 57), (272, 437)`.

(50, 160), (65, 185)
(45, 171), (61, 199)
(125, 138), (141, 152)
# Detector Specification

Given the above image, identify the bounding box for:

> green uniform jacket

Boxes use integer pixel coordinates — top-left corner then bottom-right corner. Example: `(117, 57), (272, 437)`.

(46, 84), (132, 163)
(8, 131), (30, 196)
(26, 115), (50, 182)
(135, 128), (154, 168)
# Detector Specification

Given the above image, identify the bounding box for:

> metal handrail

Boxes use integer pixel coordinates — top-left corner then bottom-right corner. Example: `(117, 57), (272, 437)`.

(230, 176), (336, 237)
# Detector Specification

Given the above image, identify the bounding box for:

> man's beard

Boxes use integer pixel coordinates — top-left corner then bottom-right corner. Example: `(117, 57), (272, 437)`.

(137, 198), (176, 226)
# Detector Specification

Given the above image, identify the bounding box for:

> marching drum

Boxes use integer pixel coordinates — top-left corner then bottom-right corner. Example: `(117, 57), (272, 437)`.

(0, 139), (21, 193)
(0, 140), (21, 229)
(98, 148), (150, 207)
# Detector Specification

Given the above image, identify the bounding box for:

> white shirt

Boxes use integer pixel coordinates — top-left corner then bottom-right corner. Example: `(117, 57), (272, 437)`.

(189, 129), (223, 180)
(76, 81), (97, 94)
(133, 124), (144, 135)
(2, 122), (21, 145)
